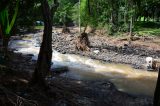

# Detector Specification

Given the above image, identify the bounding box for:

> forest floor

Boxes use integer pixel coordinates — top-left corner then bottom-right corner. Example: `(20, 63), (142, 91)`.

(1, 26), (160, 106)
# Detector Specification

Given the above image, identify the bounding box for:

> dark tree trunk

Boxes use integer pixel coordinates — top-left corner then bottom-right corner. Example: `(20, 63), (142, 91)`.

(62, 24), (70, 33)
(110, 0), (119, 33)
(128, 16), (133, 44)
(0, 25), (3, 52)
(30, 0), (53, 87)
(2, 36), (9, 59)
(0, 25), (2, 39)
(87, 0), (91, 15)
(144, 17), (146, 22)
(156, 17), (159, 22)
(154, 68), (160, 106)
(0, 25), (9, 59)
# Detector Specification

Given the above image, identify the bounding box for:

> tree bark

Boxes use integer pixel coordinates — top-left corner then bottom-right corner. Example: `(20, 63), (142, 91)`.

(30, 0), (53, 87)
(154, 68), (160, 106)
(0, 25), (3, 53)
(0, 25), (2, 39)
(2, 36), (9, 59)
(128, 16), (133, 43)
(0, 25), (9, 59)
(62, 23), (70, 33)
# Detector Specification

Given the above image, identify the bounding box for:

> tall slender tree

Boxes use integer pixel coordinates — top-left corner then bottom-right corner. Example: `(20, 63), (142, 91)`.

(30, 0), (59, 87)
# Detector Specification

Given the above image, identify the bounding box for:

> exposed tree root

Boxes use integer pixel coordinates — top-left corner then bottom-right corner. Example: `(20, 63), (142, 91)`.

(75, 32), (90, 51)
(62, 26), (70, 34)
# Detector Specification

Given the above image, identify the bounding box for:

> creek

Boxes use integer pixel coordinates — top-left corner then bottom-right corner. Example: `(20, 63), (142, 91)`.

(9, 33), (158, 97)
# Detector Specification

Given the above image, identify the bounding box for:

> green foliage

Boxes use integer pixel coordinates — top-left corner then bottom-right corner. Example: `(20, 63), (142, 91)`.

(71, 3), (79, 25)
(77, 0), (160, 35)
(0, 0), (159, 37)
(134, 22), (160, 36)
(16, 0), (42, 27)
(80, 0), (88, 26)
(0, 0), (19, 36)
(80, 0), (98, 27)
(53, 0), (76, 25)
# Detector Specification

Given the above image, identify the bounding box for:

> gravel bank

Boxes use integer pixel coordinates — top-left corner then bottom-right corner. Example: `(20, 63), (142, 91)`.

(51, 28), (160, 69)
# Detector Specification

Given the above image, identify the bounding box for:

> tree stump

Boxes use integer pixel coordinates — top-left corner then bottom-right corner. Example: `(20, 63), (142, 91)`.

(62, 26), (70, 33)
(75, 32), (90, 51)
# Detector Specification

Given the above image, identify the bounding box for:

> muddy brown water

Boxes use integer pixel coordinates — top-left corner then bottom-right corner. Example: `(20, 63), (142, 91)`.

(58, 54), (157, 97)
(9, 34), (158, 97)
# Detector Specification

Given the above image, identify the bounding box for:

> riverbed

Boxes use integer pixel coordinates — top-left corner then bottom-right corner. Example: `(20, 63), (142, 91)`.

(9, 31), (158, 97)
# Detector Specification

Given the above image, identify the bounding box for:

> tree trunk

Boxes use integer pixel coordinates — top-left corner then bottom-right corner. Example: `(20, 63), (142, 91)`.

(62, 24), (70, 33)
(124, 0), (128, 26)
(30, 0), (53, 87)
(0, 25), (9, 59)
(0, 25), (2, 38)
(0, 25), (3, 53)
(83, 25), (87, 33)
(154, 68), (160, 106)
(75, 24), (90, 51)
(111, 0), (119, 33)
(87, 0), (91, 15)
(2, 36), (9, 59)
(144, 17), (146, 22)
(128, 16), (133, 44)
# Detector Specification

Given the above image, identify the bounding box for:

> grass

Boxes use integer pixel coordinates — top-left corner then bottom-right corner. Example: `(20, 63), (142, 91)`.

(34, 22), (160, 37)
(134, 21), (160, 36)
(135, 28), (160, 36)
(34, 25), (44, 30)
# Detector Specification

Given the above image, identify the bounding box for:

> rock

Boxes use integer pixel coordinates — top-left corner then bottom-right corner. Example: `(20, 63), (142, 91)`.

(62, 51), (66, 54)
(93, 50), (100, 54)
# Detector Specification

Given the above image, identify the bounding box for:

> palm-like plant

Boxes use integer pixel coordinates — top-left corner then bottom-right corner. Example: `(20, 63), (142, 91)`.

(0, 0), (19, 58)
